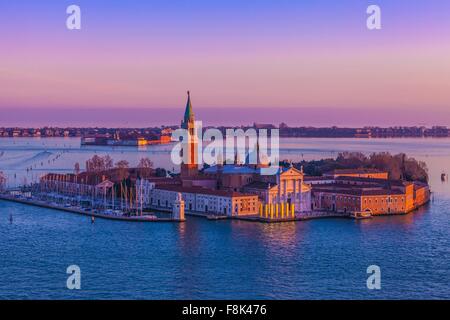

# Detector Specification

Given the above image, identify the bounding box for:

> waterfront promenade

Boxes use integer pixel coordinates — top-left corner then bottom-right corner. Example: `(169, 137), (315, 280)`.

(0, 193), (183, 223)
(0, 191), (371, 224)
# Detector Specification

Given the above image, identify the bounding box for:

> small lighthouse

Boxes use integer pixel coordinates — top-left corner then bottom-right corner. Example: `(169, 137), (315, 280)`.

(172, 192), (185, 221)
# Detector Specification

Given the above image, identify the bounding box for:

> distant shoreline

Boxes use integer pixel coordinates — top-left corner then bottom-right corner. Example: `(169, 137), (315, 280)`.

(3, 136), (450, 139)
(1, 125), (449, 139)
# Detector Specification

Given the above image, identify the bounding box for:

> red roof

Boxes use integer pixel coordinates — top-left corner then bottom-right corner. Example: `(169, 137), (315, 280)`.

(41, 173), (107, 186)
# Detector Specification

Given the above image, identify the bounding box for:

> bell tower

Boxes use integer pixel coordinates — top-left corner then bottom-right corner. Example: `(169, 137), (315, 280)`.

(180, 91), (198, 177)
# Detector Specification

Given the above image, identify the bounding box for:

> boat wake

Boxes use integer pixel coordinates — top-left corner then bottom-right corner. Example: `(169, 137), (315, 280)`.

(0, 151), (53, 169)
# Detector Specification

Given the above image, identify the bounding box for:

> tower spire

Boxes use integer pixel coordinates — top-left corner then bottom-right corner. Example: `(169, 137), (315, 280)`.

(184, 90), (194, 123)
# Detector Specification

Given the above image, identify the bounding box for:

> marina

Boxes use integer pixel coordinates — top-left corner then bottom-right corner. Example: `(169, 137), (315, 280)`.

(0, 190), (345, 224)
(0, 193), (182, 222)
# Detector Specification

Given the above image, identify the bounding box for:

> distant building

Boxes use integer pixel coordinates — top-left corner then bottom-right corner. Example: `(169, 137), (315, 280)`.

(354, 128), (371, 138)
(81, 134), (110, 146)
(81, 131), (171, 146)
(106, 135), (147, 146)
(253, 123), (276, 129)
(40, 173), (115, 197)
(311, 177), (430, 215)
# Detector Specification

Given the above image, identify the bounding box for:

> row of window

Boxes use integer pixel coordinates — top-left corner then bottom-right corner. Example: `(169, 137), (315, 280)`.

(364, 197), (404, 204)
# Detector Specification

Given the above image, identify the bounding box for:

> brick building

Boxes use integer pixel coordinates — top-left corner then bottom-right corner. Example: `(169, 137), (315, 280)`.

(311, 177), (430, 215)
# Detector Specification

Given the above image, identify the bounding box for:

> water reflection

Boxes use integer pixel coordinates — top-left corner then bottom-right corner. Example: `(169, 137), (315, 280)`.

(258, 222), (300, 249)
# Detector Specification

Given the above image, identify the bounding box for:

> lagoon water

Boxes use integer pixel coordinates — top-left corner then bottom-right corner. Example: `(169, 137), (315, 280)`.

(0, 137), (449, 299)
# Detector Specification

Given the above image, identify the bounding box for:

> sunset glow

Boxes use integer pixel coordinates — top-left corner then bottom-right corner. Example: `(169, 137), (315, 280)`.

(1, 1), (450, 123)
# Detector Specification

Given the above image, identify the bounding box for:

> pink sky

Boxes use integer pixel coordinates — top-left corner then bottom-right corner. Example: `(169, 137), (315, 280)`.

(1, 1), (450, 125)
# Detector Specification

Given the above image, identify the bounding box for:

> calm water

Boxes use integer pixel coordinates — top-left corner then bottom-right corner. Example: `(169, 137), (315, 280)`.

(0, 137), (449, 299)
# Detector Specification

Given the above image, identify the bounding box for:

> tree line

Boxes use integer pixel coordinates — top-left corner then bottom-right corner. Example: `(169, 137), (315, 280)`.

(79, 155), (166, 179)
(284, 151), (429, 183)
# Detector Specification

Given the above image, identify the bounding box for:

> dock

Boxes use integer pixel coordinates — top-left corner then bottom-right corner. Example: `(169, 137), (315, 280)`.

(0, 194), (184, 223)
(148, 204), (229, 220)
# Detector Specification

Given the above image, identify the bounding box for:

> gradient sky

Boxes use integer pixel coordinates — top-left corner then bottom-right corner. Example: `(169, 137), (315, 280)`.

(1, 0), (450, 125)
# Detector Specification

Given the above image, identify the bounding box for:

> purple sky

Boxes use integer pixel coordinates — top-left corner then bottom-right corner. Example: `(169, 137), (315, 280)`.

(1, 1), (450, 126)
(1, 107), (449, 128)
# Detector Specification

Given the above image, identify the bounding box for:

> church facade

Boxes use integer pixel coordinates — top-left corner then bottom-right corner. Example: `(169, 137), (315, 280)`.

(241, 167), (312, 213)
